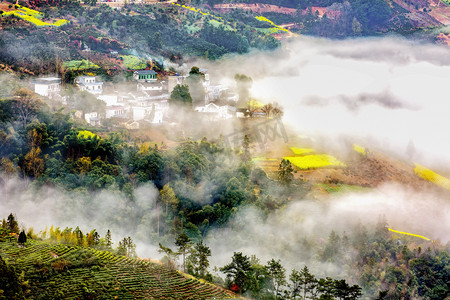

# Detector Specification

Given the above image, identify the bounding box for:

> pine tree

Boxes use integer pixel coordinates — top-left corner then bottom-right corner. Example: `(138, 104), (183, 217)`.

(6, 213), (19, 234)
(277, 159), (295, 185)
(105, 229), (112, 249)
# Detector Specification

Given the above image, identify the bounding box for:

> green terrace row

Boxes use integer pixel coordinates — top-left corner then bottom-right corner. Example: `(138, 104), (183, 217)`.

(1, 240), (236, 299)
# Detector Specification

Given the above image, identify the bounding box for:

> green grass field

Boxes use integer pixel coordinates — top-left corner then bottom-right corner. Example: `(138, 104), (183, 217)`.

(120, 55), (148, 70)
(63, 60), (99, 70)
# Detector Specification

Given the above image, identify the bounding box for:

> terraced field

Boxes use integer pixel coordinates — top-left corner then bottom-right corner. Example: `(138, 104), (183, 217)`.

(0, 240), (237, 300)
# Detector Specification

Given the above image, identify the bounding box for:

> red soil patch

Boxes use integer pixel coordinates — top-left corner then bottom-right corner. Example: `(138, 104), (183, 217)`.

(214, 3), (297, 15)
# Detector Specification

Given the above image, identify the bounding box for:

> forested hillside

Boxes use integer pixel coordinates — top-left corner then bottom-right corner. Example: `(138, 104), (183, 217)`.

(0, 80), (449, 299)
(0, 0), (446, 77)
(0, 0), (449, 299)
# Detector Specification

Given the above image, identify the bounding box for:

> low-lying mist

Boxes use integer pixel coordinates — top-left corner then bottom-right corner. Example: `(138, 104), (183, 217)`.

(205, 36), (450, 171)
(0, 177), (160, 252)
(2, 175), (449, 278)
(205, 183), (450, 274)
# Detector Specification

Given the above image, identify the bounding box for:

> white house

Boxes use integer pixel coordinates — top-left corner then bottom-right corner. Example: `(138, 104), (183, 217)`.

(195, 103), (236, 120)
(98, 94), (119, 106)
(137, 81), (163, 93)
(76, 76), (103, 95)
(132, 106), (162, 123)
(32, 77), (61, 98)
(84, 112), (101, 126)
(131, 100), (168, 124)
(106, 106), (127, 119)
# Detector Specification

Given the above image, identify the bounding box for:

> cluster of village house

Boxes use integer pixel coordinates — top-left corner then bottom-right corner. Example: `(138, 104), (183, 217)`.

(32, 69), (239, 129)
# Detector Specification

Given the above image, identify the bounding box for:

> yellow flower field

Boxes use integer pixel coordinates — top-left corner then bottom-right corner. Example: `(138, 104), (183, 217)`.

(1, 5), (68, 27)
(284, 154), (346, 169)
(291, 147), (314, 155)
(414, 163), (450, 190)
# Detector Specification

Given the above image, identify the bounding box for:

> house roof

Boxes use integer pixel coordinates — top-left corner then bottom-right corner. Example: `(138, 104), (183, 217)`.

(32, 77), (61, 84)
(134, 70), (157, 75)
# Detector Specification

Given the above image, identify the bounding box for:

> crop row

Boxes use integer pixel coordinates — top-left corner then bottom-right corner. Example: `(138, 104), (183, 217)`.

(1, 240), (236, 299)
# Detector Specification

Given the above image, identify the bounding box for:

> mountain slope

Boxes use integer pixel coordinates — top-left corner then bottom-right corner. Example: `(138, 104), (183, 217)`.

(0, 239), (237, 300)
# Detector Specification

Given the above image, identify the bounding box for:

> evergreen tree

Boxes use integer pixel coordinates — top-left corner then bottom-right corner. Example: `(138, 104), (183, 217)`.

(18, 230), (27, 245)
(170, 84), (192, 109)
(6, 213), (19, 234)
(175, 233), (191, 273)
(195, 242), (211, 279)
(266, 259), (286, 299)
(277, 159), (295, 185)
(105, 229), (112, 249)
(221, 252), (252, 294)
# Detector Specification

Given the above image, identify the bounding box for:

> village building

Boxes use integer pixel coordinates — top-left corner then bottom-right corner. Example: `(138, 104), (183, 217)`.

(76, 76), (103, 95)
(195, 103), (236, 120)
(137, 81), (163, 93)
(126, 91), (170, 124)
(32, 77), (61, 98)
(84, 112), (101, 126)
(133, 70), (157, 82)
(132, 105), (165, 124)
(98, 94), (120, 106)
(106, 106), (128, 119)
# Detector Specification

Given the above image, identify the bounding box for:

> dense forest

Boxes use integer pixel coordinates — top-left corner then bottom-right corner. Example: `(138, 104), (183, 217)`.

(0, 0), (280, 76)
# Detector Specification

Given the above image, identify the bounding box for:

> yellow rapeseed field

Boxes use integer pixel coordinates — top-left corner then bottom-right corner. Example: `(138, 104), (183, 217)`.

(290, 147), (314, 155)
(284, 154), (346, 169)
(1, 5), (68, 27)
(414, 163), (450, 190)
